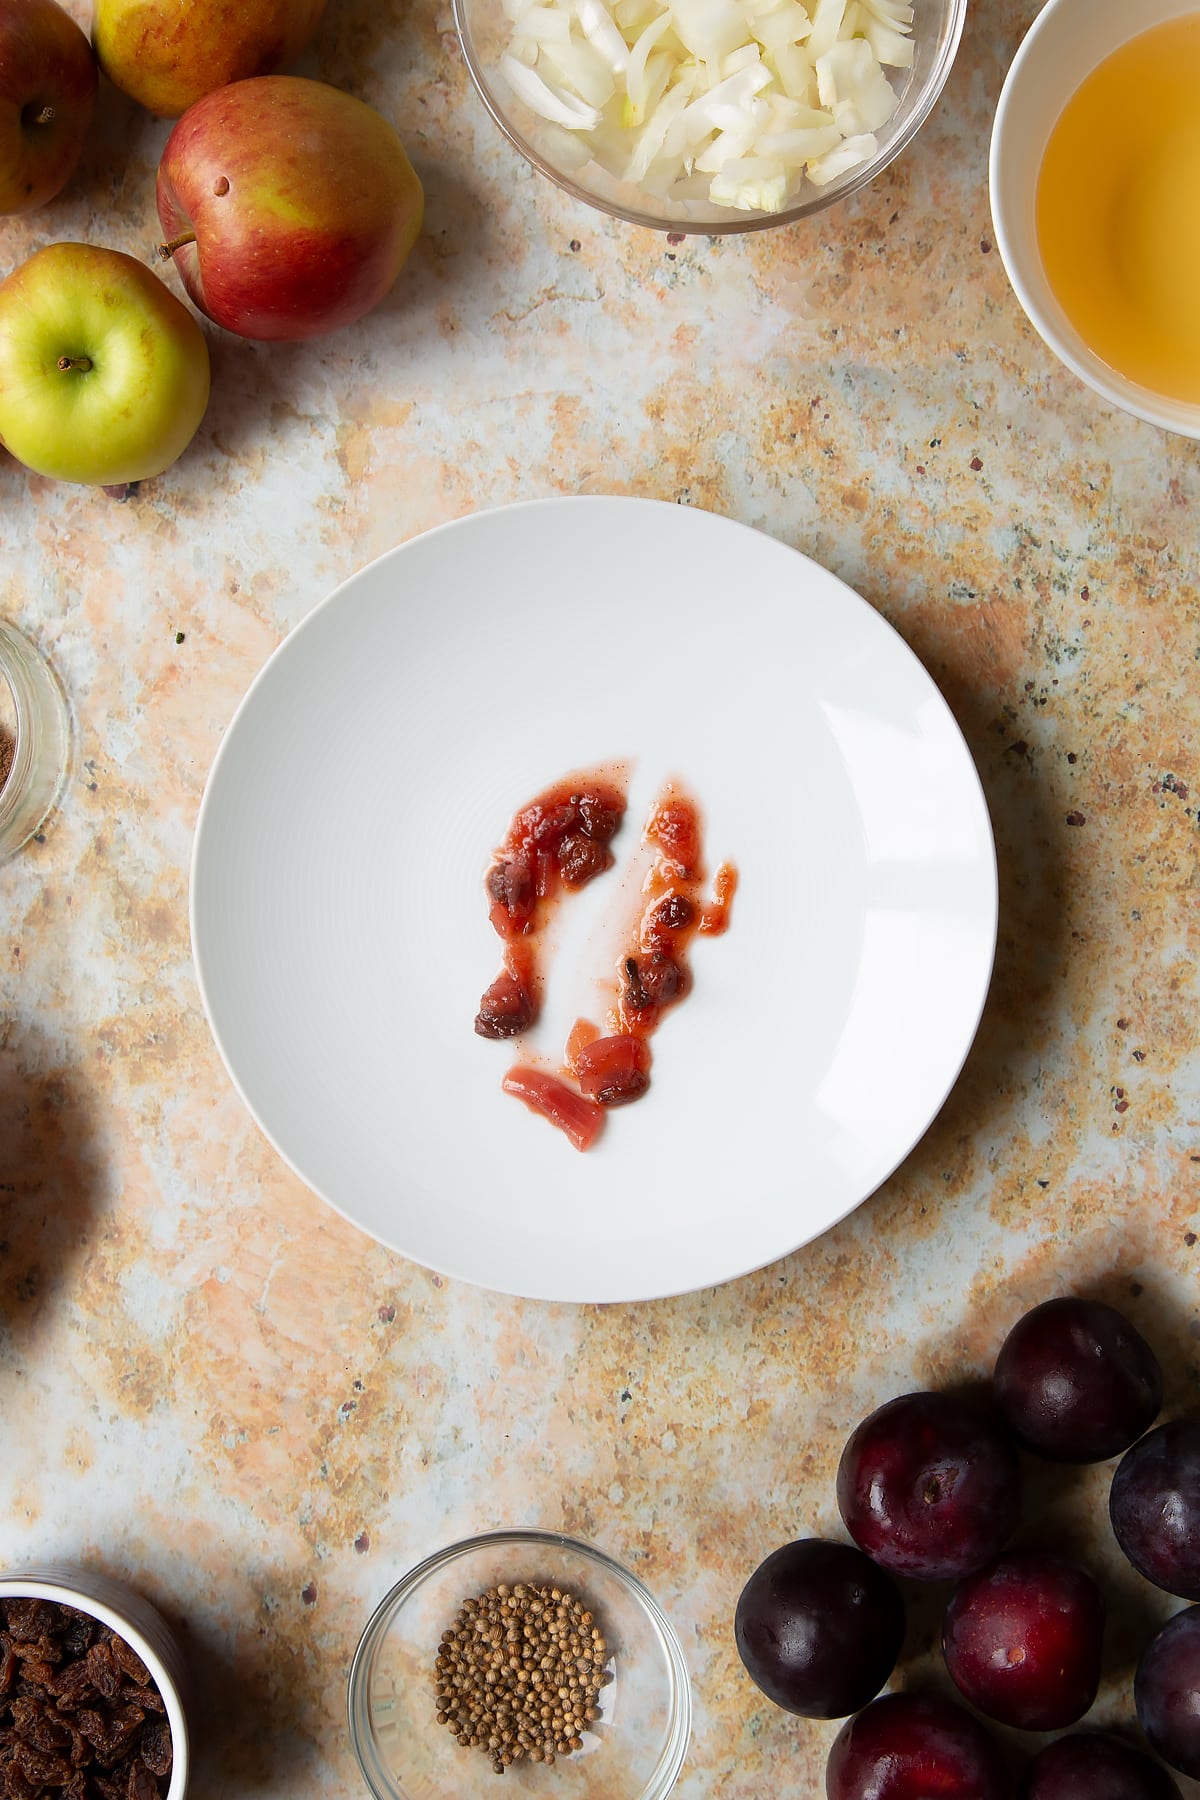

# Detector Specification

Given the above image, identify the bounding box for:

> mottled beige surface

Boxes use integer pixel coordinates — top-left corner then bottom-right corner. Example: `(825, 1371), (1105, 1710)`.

(0, 0), (1198, 1794)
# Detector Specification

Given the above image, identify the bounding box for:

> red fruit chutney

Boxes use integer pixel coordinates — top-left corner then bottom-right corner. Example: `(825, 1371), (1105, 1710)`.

(475, 770), (736, 1151)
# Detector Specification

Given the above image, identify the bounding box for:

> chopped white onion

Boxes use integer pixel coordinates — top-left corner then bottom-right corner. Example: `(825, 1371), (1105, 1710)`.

(625, 12), (674, 118)
(749, 1), (812, 52)
(575, 0), (632, 69)
(516, 6), (575, 44)
(500, 52), (604, 127)
(806, 128), (877, 181)
(540, 38), (618, 108)
(496, 0), (913, 211)
(805, 0), (847, 62)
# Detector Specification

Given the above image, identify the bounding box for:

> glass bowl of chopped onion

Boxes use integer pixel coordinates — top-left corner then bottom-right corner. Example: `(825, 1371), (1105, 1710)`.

(348, 1529), (692, 1799)
(453, 0), (966, 229)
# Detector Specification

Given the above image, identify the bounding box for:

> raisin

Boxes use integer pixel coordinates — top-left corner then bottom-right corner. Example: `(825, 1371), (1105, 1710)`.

(65, 1720), (87, 1767)
(576, 1035), (652, 1106)
(624, 952), (685, 1010)
(3, 1764), (36, 1800)
(138, 1718), (172, 1779)
(9, 1696), (70, 1751)
(128, 1763), (159, 1800)
(110, 1708), (146, 1764)
(556, 833), (610, 888)
(474, 970), (536, 1039)
(12, 1737), (73, 1785)
(597, 1073), (648, 1105)
(53, 1611), (96, 1661)
(77, 1708), (110, 1747)
(649, 893), (694, 934)
(79, 1705), (145, 1764)
(16, 1661), (56, 1691)
(577, 793), (622, 841)
(46, 1660), (95, 1709)
(485, 855), (534, 930)
(11, 1634), (62, 1667)
(109, 1641), (151, 1690)
(517, 800), (577, 846)
(1, 1605), (50, 1646)
(84, 1642), (122, 1701)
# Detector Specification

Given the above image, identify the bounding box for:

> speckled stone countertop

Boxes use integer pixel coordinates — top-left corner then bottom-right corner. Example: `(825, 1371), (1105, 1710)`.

(2, 0), (1199, 1794)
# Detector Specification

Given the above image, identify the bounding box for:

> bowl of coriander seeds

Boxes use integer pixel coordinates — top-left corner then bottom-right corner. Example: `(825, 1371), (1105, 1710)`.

(347, 1529), (691, 1799)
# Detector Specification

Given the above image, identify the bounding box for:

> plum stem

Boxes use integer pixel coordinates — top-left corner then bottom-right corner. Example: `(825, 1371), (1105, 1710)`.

(157, 232), (197, 259)
(56, 355), (91, 374)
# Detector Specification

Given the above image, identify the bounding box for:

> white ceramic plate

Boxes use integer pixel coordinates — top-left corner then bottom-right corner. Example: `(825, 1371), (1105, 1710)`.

(191, 498), (996, 1303)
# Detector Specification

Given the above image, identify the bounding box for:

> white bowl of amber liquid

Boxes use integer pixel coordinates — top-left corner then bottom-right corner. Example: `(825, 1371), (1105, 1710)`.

(989, 0), (1200, 436)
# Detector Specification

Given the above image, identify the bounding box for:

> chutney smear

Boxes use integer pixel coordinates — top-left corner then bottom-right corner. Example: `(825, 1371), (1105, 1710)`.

(477, 771), (736, 1151)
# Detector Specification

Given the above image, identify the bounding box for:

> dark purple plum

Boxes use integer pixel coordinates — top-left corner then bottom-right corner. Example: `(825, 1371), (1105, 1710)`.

(993, 1297), (1162, 1462)
(734, 1538), (904, 1718)
(1110, 1420), (1200, 1598)
(1022, 1732), (1181, 1799)
(836, 1391), (1022, 1581)
(942, 1552), (1104, 1730)
(826, 1692), (1009, 1800)
(1135, 1604), (1200, 1779)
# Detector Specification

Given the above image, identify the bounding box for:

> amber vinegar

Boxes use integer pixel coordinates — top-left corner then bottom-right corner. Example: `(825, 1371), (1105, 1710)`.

(1036, 13), (1200, 404)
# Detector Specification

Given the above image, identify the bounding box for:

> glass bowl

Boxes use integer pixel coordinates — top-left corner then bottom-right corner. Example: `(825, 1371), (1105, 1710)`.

(0, 620), (70, 861)
(453, 0), (966, 232)
(348, 1529), (692, 1800)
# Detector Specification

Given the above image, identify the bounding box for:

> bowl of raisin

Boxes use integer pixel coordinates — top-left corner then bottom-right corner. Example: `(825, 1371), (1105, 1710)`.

(0, 1564), (189, 1800)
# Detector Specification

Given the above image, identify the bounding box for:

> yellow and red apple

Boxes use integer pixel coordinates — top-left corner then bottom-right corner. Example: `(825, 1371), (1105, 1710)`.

(0, 242), (211, 484)
(0, 0), (97, 214)
(156, 76), (424, 342)
(92, 0), (327, 119)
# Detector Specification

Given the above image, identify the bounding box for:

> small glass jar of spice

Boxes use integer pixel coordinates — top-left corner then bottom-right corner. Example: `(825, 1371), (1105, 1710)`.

(0, 620), (70, 861)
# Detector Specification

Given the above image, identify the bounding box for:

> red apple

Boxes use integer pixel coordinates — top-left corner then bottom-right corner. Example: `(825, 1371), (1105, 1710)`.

(0, 0), (97, 214)
(155, 76), (424, 342)
(92, 0), (326, 119)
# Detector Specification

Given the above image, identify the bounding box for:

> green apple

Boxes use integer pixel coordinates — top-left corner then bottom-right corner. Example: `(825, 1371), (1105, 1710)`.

(92, 0), (327, 118)
(0, 0), (98, 213)
(0, 241), (210, 484)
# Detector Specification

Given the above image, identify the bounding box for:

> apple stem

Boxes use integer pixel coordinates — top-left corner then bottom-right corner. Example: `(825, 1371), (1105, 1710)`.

(157, 232), (198, 260)
(56, 355), (92, 374)
(32, 105), (55, 126)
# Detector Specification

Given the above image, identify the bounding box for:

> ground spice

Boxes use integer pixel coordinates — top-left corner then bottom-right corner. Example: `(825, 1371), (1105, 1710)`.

(0, 668), (14, 794)
(434, 1581), (610, 1774)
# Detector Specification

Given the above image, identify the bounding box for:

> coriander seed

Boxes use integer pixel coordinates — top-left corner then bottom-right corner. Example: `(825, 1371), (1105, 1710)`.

(433, 1580), (610, 1773)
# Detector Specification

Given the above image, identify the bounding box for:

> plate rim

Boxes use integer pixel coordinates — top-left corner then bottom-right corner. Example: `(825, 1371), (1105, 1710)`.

(190, 496), (999, 1302)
